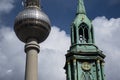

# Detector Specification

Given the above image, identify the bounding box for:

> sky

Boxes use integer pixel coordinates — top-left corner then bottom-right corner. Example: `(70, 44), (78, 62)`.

(0, 0), (120, 80)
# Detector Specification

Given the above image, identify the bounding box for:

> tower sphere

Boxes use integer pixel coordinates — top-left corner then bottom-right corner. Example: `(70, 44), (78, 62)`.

(14, 6), (51, 43)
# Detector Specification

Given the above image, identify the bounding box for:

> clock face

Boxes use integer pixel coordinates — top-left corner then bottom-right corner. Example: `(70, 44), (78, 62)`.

(81, 62), (91, 71)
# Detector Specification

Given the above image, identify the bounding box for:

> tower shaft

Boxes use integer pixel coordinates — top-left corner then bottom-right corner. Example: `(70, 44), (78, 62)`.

(25, 39), (39, 80)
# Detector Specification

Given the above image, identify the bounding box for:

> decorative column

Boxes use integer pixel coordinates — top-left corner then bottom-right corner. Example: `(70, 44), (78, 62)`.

(73, 59), (77, 80)
(67, 61), (71, 80)
(96, 60), (102, 80)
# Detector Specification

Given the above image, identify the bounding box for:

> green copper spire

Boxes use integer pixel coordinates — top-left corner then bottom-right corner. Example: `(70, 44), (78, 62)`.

(77, 0), (86, 14)
(70, 0), (96, 52)
(64, 1), (106, 80)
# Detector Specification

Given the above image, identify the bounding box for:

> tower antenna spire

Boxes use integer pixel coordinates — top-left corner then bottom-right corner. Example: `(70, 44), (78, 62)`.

(77, 0), (86, 14)
(25, 0), (40, 8)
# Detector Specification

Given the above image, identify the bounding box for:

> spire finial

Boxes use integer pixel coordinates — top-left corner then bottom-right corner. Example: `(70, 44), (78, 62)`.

(77, 0), (86, 14)
(25, 0), (40, 8)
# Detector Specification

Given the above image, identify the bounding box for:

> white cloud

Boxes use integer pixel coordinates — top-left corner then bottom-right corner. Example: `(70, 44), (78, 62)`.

(41, 26), (70, 51)
(0, 26), (70, 80)
(0, 0), (15, 14)
(0, 16), (120, 80)
(6, 69), (13, 74)
(0, 26), (25, 80)
(93, 16), (120, 80)
(39, 27), (70, 80)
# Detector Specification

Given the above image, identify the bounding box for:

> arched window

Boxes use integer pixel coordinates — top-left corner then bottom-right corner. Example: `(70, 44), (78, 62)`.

(91, 26), (94, 43)
(79, 23), (89, 43)
(84, 27), (88, 42)
(79, 27), (83, 43)
(73, 26), (77, 43)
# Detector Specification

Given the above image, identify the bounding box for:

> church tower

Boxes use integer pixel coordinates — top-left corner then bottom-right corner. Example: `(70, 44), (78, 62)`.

(64, 0), (106, 80)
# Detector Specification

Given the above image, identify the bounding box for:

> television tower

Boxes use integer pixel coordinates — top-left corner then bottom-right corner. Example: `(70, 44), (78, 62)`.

(14, 0), (51, 80)
(64, 0), (106, 80)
